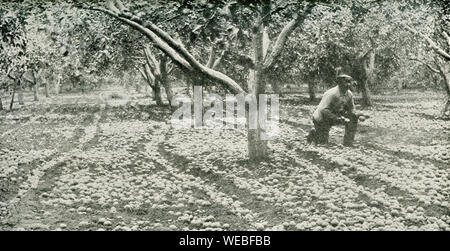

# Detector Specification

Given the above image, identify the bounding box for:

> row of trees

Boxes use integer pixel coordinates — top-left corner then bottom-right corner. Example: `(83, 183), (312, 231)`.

(1, 0), (448, 161)
(0, 1), (145, 110)
(83, 0), (449, 161)
(86, 0), (449, 111)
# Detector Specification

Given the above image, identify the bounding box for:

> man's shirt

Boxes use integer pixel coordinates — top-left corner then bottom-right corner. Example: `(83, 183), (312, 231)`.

(312, 85), (355, 122)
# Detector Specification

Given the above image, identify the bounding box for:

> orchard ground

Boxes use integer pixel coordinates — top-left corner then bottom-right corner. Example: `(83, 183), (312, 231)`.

(0, 87), (449, 231)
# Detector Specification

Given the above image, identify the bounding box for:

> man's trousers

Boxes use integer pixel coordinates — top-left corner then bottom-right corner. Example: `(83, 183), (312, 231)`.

(308, 111), (358, 146)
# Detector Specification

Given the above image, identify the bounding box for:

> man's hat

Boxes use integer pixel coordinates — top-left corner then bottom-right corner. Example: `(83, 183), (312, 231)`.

(337, 74), (353, 81)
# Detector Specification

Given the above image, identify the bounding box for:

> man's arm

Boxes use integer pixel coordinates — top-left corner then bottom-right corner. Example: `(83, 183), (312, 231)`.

(347, 92), (369, 120)
(323, 95), (352, 123)
(314, 89), (336, 121)
(321, 108), (344, 124)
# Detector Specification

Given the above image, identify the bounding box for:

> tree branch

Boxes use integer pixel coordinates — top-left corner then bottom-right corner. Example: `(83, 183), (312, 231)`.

(117, 10), (213, 74)
(106, 0), (120, 14)
(6, 66), (16, 81)
(23, 76), (34, 83)
(404, 25), (450, 61)
(144, 45), (161, 76)
(144, 64), (156, 86)
(212, 48), (226, 70)
(136, 65), (148, 81)
(111, 1), (245, 93)
(114, 0), (128, 13)
(436, 60), (445, 74)
(211, 43), (230, 70)
(254, 1), (291, 29)
(263, 3), (314, 69)
(443, 31), (450, 50)
(32, 69), (38, 83)
(166, 61), (174, 75)
(146, 61), (157, 78)
(206, 45), (217, 68)
(86, 6), (192, 71)
(409, 57), (440, 74)
(83, 4), (245, 94)
(358, 48), (372, 60)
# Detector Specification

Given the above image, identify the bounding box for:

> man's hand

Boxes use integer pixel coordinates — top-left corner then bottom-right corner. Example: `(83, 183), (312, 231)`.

(339, 116), (350, 124)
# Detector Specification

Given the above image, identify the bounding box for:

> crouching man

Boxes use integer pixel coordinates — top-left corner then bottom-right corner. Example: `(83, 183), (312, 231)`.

(307, 74), (369, 147)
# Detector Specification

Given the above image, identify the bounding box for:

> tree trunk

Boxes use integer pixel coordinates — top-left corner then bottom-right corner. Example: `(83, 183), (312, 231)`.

(183, 75), (190, 96)
(361, 79), (372, 106)
(162, 80), (173, 106)
(438, 63), (450, 118)
(361, 49), (375, 107)
(10, 83), (16, 110)
(152, 84), (163, 106)
(247, 17), (268, 163)
(55, 76), (61, 94)
(442, 96), (450, 118)
(308, 81), (316, 101)
(160, 56), (174, 107)
(124, 81), (130, 93)
(247, 126), (269, 163)
(18, 81), (24, 105)
(189, 77), (195, 97)
(31, 71), (40, 101)
(45, 81), (50, 97)
(144, 84), (149, 96)
(33, 84), (39, 101)
(0, 95), (3, 111)
(33, 71), (39, 101)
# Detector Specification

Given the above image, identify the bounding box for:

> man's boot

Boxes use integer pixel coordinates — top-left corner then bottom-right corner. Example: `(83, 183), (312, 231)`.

(306, 129), (316, 144)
